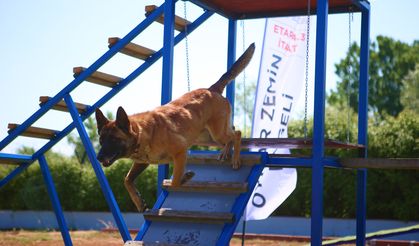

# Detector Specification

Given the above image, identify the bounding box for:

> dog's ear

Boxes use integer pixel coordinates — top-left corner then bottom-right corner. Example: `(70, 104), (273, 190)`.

(116, 106), (130, 133)
(95, 108), (109, 134)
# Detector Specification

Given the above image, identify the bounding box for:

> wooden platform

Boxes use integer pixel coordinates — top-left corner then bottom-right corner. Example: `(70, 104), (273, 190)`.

(163, 180), (248, 194)
(341, 158), (419, 170)
(187, 152), (261, 166)
(73, 67), (122, 87)
(195, 138), (364, 150)
(145, 5), (191, 32)
(188, 0), (364, 19)
(108, 37), (155, 60)
(143, 209), (234, 224)
(8, 124), (58, 140)
(39, 96), (88, 113)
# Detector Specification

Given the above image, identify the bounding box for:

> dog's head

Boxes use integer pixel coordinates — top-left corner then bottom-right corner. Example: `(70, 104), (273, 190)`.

(95, 106), (136, 167)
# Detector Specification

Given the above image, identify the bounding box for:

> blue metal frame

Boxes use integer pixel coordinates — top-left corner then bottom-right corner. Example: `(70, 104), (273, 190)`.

(64, 94), (131, 242)
(158, 0), (177, 196)
(356, 2), (370, 245)
(0, 153), (32, 188)
(38, 155), (73, 246)
(135, 190), (169, 240)
(217, 152), (267, 245)
(311, 0), (329, 245)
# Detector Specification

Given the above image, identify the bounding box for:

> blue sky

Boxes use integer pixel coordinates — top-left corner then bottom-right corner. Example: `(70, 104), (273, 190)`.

(0, 0), (418, 155)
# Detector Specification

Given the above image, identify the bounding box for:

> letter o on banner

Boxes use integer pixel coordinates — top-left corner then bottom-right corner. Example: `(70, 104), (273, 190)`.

(252, 193), (266, 208)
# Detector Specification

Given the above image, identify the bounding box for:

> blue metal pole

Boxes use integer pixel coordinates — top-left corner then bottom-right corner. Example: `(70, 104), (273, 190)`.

(0, 153), (32, 188)
(356, 3), (370, 245)
(311, 0), (328, 245)
(38, 155), (72, 246)
(64, 94), (131, 242)
(158, 0), (177, 196)
(0, 163), (30, 188)
(226, 19), (237, 120)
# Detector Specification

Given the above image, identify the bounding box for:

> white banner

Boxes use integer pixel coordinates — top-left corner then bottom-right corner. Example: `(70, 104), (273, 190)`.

(245, 16), (307, 221)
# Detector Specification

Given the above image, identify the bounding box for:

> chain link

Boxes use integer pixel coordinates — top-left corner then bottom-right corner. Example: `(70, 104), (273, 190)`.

(346, 10), (353, 143)
(304, 0), (311, 140)
(183, 1), (191, 92)
(241, 20), (247, 137)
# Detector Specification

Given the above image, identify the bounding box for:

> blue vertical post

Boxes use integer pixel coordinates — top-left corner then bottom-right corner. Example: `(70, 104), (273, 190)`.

(38, 155), (72, 246)
(64, 94), (131, 242)
(226, 19), (237, 119)
(158, 0), (176, 195)
(356, 3), (370, 246)
(311, 0), (328, 245)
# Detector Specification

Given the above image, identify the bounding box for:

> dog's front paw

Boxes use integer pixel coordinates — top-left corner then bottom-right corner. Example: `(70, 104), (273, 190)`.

(232, 159), (241, 170)
(181, 171), (195, 185)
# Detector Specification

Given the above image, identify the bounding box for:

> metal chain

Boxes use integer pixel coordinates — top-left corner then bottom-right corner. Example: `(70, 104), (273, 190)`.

(241, 20), (247, 137)
(183, 1), (191, 92)
(304, 0), (311, 140)
(346, 10), (353, 143)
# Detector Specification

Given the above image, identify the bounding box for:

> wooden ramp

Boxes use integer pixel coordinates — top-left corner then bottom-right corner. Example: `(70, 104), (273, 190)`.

(322, 224), (419, 245)
(128, 152), (265, 246)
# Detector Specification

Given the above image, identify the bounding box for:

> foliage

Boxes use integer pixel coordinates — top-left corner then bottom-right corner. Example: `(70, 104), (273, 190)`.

(234, 80), (256, 137)
(328, 36), (419, 117)
(0, 152), (157, 212)
(400, 64), (419, 114)
(274, 108), (419, 220)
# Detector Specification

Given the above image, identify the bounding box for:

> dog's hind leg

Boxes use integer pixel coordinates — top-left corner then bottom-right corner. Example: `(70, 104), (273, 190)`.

(171, 151), (195, 187)
(208, 125), (242, 169)
(124, 163), (149, 213)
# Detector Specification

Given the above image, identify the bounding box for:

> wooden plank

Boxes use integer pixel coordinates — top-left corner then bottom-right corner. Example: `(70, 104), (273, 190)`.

(73, 67), (122, 87)
(188, 0), (361, 19)
(341, 158), (419, 170)
(8, 123), (58, 140)
(145, 5), (191, 32)
(108, 37), (155, 60)
(194, 138), (365, 150)
(143, 208), (234, 224)
(187, 153), (261, 166)
(39, 96), (88, 113)
(323, 224), (419, 245)
(125, 241), (180, 246)
(163, 179), (248, 194)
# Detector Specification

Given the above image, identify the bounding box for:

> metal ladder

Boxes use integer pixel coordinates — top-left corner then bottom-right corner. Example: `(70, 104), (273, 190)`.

(131, 152), (267, 246)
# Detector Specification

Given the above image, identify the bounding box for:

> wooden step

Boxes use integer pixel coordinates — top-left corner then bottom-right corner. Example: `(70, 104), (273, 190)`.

(143, 208), (234, 224)
(108, 37), (155, 60)
(187, 153), (261, 166)
(39, 96), (88, 113)
(8, 124), (58, 140)
(0, 154), (32, 165)
(145, 5), (191, 32)
(73, 67), (122, 87)
(163, 179), (248, 194)
(341, 158), (419, 170)
(125, 241), (180, 246)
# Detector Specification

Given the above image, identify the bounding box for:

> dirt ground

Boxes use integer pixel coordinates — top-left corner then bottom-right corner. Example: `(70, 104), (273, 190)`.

(0, 230), (308, 246)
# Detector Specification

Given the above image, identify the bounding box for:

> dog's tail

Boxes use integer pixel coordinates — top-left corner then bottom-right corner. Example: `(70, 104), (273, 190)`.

(209, 43), (255, 94)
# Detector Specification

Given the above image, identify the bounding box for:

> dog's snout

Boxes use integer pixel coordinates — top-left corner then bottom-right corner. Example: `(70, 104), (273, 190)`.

(96, 150), (105, 162)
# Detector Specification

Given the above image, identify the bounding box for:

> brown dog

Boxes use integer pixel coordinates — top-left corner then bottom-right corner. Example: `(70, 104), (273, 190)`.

(95, 43), (255, 212)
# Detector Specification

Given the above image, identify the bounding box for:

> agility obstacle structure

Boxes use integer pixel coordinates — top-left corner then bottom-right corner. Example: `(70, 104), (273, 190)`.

(1, 0), (418, 246)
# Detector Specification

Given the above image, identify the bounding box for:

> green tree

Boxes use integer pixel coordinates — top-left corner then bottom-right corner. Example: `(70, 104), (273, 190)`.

(234, 80), (256, 137)
(328, 36), (419, 117)
(400, 64), (419, 114)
